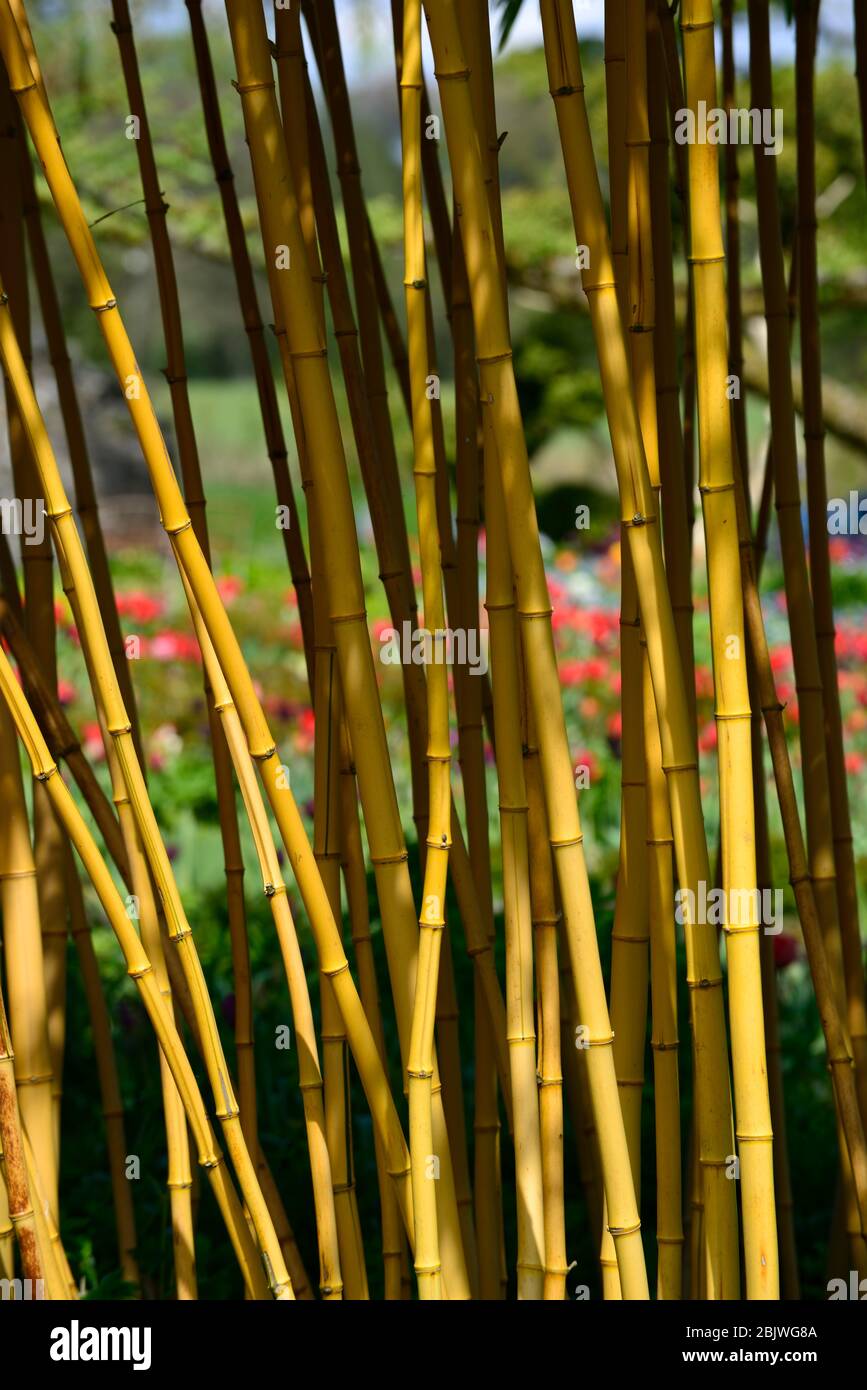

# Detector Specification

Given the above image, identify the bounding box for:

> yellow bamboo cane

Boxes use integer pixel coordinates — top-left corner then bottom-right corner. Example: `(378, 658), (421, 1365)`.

(679, 0), (778, 1298)
(0, 73), (65, 1206)
(425, 0), (647, 1299)
(538, 0), (737, 1298)
(224, 0), (466, 1295)
(400, 0), (452, 1300)
(0, 689), (55, 1238)
(0, 0), (419, 1284)
(0, 645), (273, 1299)
(0, 986), (44, 1286)
(270, 8), (368, 1297)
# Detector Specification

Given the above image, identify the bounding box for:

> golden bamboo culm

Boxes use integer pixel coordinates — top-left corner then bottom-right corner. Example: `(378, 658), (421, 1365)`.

(0, 0), (860, 1311)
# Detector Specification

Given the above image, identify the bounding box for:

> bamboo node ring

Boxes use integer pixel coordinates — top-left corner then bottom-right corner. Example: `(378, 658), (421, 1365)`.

(231, 78), (275, 95)
(433, 67), (471, 83)
(370, 850), (409, 866)
(608, 1220), (642, 1237)
(91, 298), (118, 313)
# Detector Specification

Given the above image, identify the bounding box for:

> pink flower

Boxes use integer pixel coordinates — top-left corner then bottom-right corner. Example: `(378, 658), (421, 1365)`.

(216, 574), (244, 605)
(57, 679), (77, 706)
(148, 629), (201, 663)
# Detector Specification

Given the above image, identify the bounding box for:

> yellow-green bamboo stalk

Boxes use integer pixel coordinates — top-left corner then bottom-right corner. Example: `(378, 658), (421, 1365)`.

(0, 643), (273, 1300)
(0, 76), (65, 1201)
(0, 249), (290, 1297)
(0, 7), (417, 1256)
(539, 0), (737, 1298)
(484, 423), (545, 1301)
(524, 698), (568, 1300)
(427, 0), (647, 1299)
(15, 84), (142, 754)
(0, 986), (44, 1286)
(224, 0), (466, 1294)
(57, 546), (198, 1301)
(599, 0), (650, 1302)
(271, 10), (368, 1296)
(0, 692), (55, 1236)
(730, 385), (867, 1256)
(178, 570), (344, 1300)
(401, 0), (452, 1298)
(680, 0), (779, 1298)
(21, 1127), (68, 1299)
(109, 0), (267, 1224)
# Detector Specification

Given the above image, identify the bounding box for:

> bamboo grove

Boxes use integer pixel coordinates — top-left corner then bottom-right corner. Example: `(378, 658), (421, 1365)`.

(0, 0), (863, 1303)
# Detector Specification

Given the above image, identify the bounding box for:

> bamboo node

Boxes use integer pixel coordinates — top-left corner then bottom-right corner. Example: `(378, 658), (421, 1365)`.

(686, 253), (726, 267)
(651, 1039), (679, 1052)
(322, 960), (350, 980)
(550, 833), (584, 849)
(432, 66), (470, 83)
(231, 78), (275, 96)
(688, 976), (723, 991)
(289, 346), (328, 362)
(476, 349), (513, 366)
(608, 1220), (642, 1237)
(369, 850), (409, 866)
(698, 481), (735, 496)
(584, 1031), (615, 1048)
(736, 1131), (774, 1144)
(91, 298), (118, 313)
(406, 1066), (434, 1080)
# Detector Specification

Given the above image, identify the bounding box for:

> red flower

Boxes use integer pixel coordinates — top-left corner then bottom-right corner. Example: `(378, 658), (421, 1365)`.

(694, 665), (715, 700)
(57, 679), (77, 706)
(769, 644), (792, 673)
(82, 722), (105, 762)
(698, 721), (718, 752)
(773, 934), (798, 969)
(845, 752), (865, 775)
(116, 589), (164, 624)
